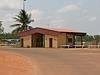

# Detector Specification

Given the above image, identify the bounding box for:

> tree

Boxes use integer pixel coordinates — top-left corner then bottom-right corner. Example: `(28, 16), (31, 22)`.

(11, 9), (34, 34)
(0, 21), (4, 34)
(0, 33), (18, 39)
(83, 35), (94, 42)
(76, 35), (94, 42)
(94, 35), (100, 45)
(0, 21), (4, 41)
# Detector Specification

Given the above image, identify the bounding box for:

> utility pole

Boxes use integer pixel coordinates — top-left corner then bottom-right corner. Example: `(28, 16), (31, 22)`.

(48, 24), (50, 28)
(23, 0), (26, 10)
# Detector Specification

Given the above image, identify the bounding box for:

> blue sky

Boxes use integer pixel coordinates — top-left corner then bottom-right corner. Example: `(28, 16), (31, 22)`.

(0, 0), (100, 35)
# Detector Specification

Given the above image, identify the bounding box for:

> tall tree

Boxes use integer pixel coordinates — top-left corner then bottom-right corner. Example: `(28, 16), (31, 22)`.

(0, 21), (4, 34)
(0, 21), (4, 40)
(11, 9), (34, 34)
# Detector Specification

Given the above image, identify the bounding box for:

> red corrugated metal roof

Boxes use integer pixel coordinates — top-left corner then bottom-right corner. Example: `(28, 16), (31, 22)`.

(18, 27), (86, 37)
(18, 27), (60, 37)
(43, 28), (78, 33)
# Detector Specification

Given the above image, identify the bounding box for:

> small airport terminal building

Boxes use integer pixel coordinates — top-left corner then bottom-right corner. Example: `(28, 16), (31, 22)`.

(18, 27), (86, 48)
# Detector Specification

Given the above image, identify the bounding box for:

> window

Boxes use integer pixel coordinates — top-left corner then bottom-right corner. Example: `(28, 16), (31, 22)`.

(68, 38), (72, 43)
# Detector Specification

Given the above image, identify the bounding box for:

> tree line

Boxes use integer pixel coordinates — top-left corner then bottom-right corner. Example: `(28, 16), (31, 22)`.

(76, 35), (100, 45)
(0, 33), (18, 40)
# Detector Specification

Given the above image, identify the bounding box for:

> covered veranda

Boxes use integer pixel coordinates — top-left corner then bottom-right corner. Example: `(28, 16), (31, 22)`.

(60, 32), (86, 48)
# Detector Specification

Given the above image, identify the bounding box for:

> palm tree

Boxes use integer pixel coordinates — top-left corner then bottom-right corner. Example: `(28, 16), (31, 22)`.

(11, 9), (34, 34)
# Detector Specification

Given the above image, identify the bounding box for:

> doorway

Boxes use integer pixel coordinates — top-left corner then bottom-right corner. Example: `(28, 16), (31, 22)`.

(49, 38), (53, 48)
(31, 33), (44, 47)
(21, 39), (23, 47)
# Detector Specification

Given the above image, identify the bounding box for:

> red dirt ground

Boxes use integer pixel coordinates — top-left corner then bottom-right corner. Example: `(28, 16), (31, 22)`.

(0, 48), (100, 75)
(0, 51), (33, 75)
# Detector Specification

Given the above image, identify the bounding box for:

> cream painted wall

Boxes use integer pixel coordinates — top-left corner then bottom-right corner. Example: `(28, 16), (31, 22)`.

(57, 33), (66, 47)
(20, 33), (74, 48)
(57, 33), (74, 47)
(45, 35), (58, 48)
(21, 35), (32, 47)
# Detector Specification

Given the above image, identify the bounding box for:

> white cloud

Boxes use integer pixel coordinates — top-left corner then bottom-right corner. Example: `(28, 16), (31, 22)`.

(50, 19), (65, 25)
(0, 0), (21, 22)
(88, 17), (97, 22)
(30, 9), (44, 18)
(57, 4), (81, 13)
(0, 0), (22, 9)
(27, 9), (44, 28)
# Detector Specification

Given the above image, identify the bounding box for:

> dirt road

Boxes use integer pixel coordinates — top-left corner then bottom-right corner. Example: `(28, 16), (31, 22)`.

(0, 48), (100, 75)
